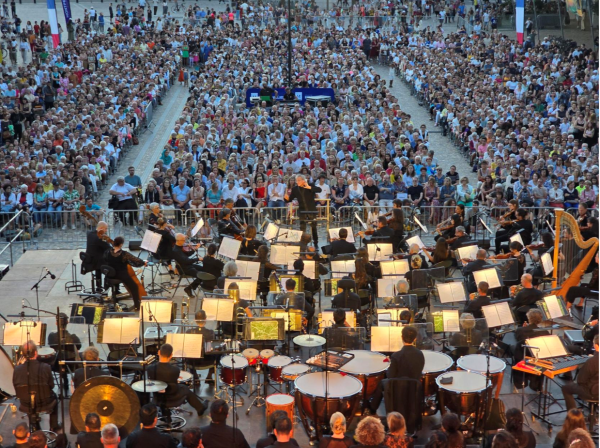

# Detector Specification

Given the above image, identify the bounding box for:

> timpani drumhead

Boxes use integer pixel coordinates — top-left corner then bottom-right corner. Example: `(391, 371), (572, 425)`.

(282, 363), (310, 375)
(295, 372), (363, 398)
(220, 354), (249, 369)
(266, 393), (295, 405)
(436, 371), (489, 393)
(457, 354), (506, 375)
(422, 350), (454, 374)
(268, 355), (292, 367)
(339, 350), (389, 375)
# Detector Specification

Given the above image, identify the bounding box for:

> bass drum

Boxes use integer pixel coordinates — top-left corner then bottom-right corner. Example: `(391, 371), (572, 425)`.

(0, 347), (14, 400)
(294, 372), (362, 440)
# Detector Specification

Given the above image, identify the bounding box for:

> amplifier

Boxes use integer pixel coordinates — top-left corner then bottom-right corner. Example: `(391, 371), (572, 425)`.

(565, 330), (585, 345)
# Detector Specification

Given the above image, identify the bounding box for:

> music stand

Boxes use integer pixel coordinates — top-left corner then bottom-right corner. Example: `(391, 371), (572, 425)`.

(235, 260), (261, 280)
(165, 333), (203, 358)
(376, 308), (409, 327)
(481, 301), (515, 328)
(377, 276), (403, 298)
(324, 327), (365, 351)
(436, 282), (467, 305)
(270, 245), (298, 265)
(218, 237), (242, 260)
(288, 259), (317, 279)
(456, 245), (478, 263)
(367, 242), (394, 261)
(318, 310), (356, 334)
(536, 295), (568, 321)
(190, 218), (205, 238)
(371, 322), (434, 351)
(382, 294), (418, 314)
(413, 216), (428, 233)
(224, 279), (258, 301)
(405, 235), (425, 250)
(69, 304), (106, 346)
(330, 260), (355, 278)
(202, 298), (235, 322)
(411, 267), (445, 290)
(380, 259), (410, 276)
(2, 321), (45, 346)
(473, 267), (503, 290)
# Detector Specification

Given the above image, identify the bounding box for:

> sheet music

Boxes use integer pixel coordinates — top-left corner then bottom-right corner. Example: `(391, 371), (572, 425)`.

(191, 218), (205, 237)
(413, 216), (428, 233)
(288, 259), (317, 279)
(368, 243), (394, 261)
(544, 295), (565, 319)
(354, 212), (368, 230)
(457, 245), (478, 261)
(482, 301), (514, 327)
(277, 228), (303, 243)
(264, 223), (279, 241)
(525, 334), (568, 359)
(166, 333), (203, 359)
(101, 317), (140, 345)
(329, 227), (355, 243)
(223, 279), (257, 301)
(376, 308), (408, 327)
(473, 268), (502, 289)
(270, 245), (297, 265)
(2, 322), (44, 346)
(509, 233), (524, 245)
(202, 298), (235, 321)
(330, 260), (355, 278)
(436, 283), (466, 303)
(406, 235), (425, 249)
(371, 326), (403, 352)
(140, 299), (173, 323)
(218, 237), (242, 260)
(320, 311), (356, 329)
(541, 253), (554, 275)
(443, 310), (460, 332)
(236, 260), (261, 281)
(480, 217), (493, 233)
(378, 276), (403, 297)
(380, 260), (410, 276)
(141, 230), (162, 253)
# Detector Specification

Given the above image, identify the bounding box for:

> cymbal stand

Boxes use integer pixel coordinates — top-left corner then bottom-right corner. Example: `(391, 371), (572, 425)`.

(519, 345), (539, 434)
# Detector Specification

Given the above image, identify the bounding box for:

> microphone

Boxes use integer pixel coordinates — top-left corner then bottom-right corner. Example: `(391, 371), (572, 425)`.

(45, 268), (56, 280)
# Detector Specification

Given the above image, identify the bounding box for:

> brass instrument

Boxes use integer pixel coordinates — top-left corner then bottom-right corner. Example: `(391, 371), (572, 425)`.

(235, 306), (247, 340)
(509, 285), (523, 298)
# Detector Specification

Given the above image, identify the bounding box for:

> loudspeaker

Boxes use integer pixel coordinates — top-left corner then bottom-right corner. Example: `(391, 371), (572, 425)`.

(129, 240), (142, 251)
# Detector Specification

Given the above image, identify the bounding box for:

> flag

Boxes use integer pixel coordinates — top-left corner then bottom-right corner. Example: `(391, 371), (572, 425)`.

(47, 0), (60, 48)
(515, 0), (525, 44)
(61, 0), (72, 24)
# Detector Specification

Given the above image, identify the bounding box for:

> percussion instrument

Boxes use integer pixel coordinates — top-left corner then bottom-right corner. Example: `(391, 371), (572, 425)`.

(178, 371), (193, 385)
(338, 350), (389, 403)
(435, 371), (491, 417)
(260, 349), (275, 362)
(131, 380), (167, 393)
(220, 354), (249, 386)
(421, 350), (454, 397)
(265, 394), (295, 435)
(70, 376), (141, 434)
(268, 355), (292, 383)
(281, 363), (311, 382)
(294, 372), (362, 441)
(37, 347), (57, 364)
(457, 354), (506, 399)
(293, 334), (326, 347)
(242, 348), (260, 363)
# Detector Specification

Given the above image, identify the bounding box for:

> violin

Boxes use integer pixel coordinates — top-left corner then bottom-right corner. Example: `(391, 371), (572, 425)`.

(489, 252), (513, 260)
(98, 231), (114, 245)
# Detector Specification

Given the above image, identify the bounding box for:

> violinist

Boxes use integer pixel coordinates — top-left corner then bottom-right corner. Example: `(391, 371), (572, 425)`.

(220, 198), (247, 230)
(148, 202), (162, 229)
(407, 243), (429, 269)
(510, 209), (533, 246)
(239, 225), (261, 257)
(218, 208), (244, 239)
(435, 212), (462, 242)
(577, 203), (594, 240)
(463, 281), (491, 319)
(153, 218), (176, 274)
(331, 228), (357, 258)
(449, 226), (471, 250)
(423, 237), (451, 265)
(104, 236), (147, 310)
(371, 216), (395, 239)
(354, 246), (378, 296)
(83, 221), (112, 293)
(462, 249), (488, 293)
(494, 200), (518, 253)
(490, 240), (527, 280)
(526, 232), (554, 285)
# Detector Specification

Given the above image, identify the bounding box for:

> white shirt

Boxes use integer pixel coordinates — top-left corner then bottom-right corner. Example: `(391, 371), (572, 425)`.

(222, 185), (239, 201)
(110, 182), (135, 201)
(268, 183), (285, 201)
(315, 183), (330, 200)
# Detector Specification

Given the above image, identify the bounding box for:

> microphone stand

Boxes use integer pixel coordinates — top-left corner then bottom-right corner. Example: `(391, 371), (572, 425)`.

(30, 271), (53, 320)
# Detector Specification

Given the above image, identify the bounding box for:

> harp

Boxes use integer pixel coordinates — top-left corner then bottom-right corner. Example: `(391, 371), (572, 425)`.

(552, 209), (599, 296)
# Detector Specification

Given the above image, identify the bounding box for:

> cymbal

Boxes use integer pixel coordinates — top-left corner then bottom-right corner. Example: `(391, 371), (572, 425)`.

(131, 380), (167, 393)
(293, 334), (326, 347)
(70, 376), (140, 435)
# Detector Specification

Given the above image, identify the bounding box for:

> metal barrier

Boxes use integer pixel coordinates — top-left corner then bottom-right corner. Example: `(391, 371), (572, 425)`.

(0, 211), (30, 266)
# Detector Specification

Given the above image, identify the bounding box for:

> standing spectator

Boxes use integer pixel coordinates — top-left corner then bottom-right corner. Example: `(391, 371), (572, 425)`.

(383, 413), (413, 448)
(125, 404), (177, 448)
(100, 424), (120, 448)
(76, 413), (103, 448)
(200, 400), (250, 448)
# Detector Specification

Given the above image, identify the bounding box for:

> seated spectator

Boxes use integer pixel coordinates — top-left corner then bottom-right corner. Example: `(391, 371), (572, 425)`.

(76, 413), (103, 448)
(319, 412), (354, 448)
(383, 412), (413, 448)
(351, 417), (386, 448)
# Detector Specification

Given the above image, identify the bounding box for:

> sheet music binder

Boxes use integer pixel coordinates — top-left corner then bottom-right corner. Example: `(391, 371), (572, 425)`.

(329, 227), (355, 243)
(202, 298), (235, 322)
(377, 276), (403, 298)
(525, 334), (568, 359)
(432, 310), (460, 333)
(536, 295), (568, 320)
(218, 237), (242, 260)
(140, 299), (174, 323)
(371, 326), (403, 352)
(97, 317), (140, 344)
(380, 259), (410, 276)
(436, 282), (467, 303)
(2, 321), (45, 346)
(166, 333), (203, 358)
(481, 301), (514, 327)
(235, 260), (261, 281)
(141, 230), (162, 254)
(330, 260), (355, 278)
(473, 267), (503, 289)
(223, 279), (258, 301)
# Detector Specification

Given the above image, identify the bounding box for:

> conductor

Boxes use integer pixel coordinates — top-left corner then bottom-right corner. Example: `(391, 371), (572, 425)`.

(285, 174), (321, 247)
(83, 221), (112, 292)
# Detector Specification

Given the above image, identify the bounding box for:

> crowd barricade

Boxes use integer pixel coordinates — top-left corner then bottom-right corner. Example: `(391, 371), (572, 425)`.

(0, 211), (30, 266)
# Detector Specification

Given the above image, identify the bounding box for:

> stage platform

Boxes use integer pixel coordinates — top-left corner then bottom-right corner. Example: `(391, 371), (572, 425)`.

(0, 249), (593, 448)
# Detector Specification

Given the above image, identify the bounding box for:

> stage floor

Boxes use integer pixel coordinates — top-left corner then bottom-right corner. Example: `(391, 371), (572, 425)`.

(0, 250), (593, 447)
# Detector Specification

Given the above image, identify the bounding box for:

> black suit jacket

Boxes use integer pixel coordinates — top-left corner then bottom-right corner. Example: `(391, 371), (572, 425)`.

(84, 231), (111, 271)
(200, 422), (250, 448)
(218, 220), (243, 237)
(147, 362), (179, 396)
(287, 184), (322, 215)
(512, 287), (544, 308)
(172, 245), (198, 271)
(125, 427), (177, 448)
(13, 359), (55, 410)
(371, 226), (395, 239)
(463, 295), (491, 318)
(201, 256), (224, 289)
(332, 291), (361, 311)
(387, 345), (424, 380)
(331, 239), (357, 258)
(76, 431), (103, 448)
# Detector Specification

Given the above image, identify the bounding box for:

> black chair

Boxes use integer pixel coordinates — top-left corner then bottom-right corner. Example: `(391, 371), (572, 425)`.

(583, 398), (599, 437)
(101, 265), (123, 303)
(14, 384), (58, 443)
(154, 388), (189, 432)
(382, 377), (423, 434)
(172, 261), (198, 299)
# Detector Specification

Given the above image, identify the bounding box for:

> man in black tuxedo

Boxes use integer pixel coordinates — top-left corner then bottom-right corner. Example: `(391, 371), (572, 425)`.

(562, 334), (599, 409)
(125, 404), (177, 448)
(83, 221), (111, 292)
(463, 281), (491, 318)
(73, 347), (109, 389)
(285, 175), (321, 247)
(461, 249), (488, 293)
(148, 344), (207, 416)
(449, 226), (471, 250)
(332, 278), (361, 311)
(369, 326), (425, 412)
(371, 216), (395, 239)
(330, 228), (356, 258)
(512, 273), (544, 324)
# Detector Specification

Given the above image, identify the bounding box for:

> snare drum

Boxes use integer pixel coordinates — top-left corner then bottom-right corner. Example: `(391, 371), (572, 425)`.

(295, 372), (362, 440)
(243, 348), (260, 365)
(37, 347), (57, 365)
(268, 355), (292, 383)
(265, 394), (295, 435)
(219, 354), (249, 386)
(178, 371), (193, 385)
(435, 371), (491, 417)
(457, 354), (506, 399)
(421, 350), (454, 397)
(281, 363), (311, 382)
(338, 350), (389, 402)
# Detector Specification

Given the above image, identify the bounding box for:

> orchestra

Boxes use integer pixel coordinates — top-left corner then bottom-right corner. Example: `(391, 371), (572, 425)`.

(7, 200), (597, 448)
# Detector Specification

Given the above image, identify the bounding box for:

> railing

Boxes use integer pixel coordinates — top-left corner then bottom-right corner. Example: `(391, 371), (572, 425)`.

(0, 211), (30, 266)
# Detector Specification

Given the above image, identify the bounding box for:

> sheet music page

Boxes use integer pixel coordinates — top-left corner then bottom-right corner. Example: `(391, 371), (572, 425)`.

(527, 335), (567, 359)
(3, 322), (43, 346)
(544, 295), (564, 319)
(378, 277), (401, 297)
(380, 260), (410, 275)
(371, 326), (403, 352)
(442, 310), (460, 332)
(288, 259), (316, 279)
(406, 235), (425, 249)
(236, 261), (261, 281)
(191, 218), (204, 237)
(263, 223), (279, 241)
(474, 268), (501, 289)
(270, 245), (296, 265)
(141, 300), (173, 323)
(224, 279), (257, 301)
(509, 233), (524, 245)
(119, 317), (141, 345)
(368, 243), (394, 261)
(329, 227), (355, 243)
(496, 301), (514, 325)
(482, 304), (501, 328)
(457, 245), (478, 261)
(541, 253), (554, 275)
(330, 260), (355, 278)
(141, 230), (162, 253)
(166, 333), (203, 359)
(218, 237), (242, 260)
(436, 283), (466, 303)
(450, 283), (466, 302)
(203, 299), (235, 321)
(377, 312), (392, 327)
(279, 229), (303, 243)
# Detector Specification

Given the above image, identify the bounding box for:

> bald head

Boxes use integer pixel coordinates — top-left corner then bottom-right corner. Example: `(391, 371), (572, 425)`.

(521, 273), (533, 287)
(175, 233), (186, 246)
(97, 221), (108, 232)
(476, 249), (487, 260)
